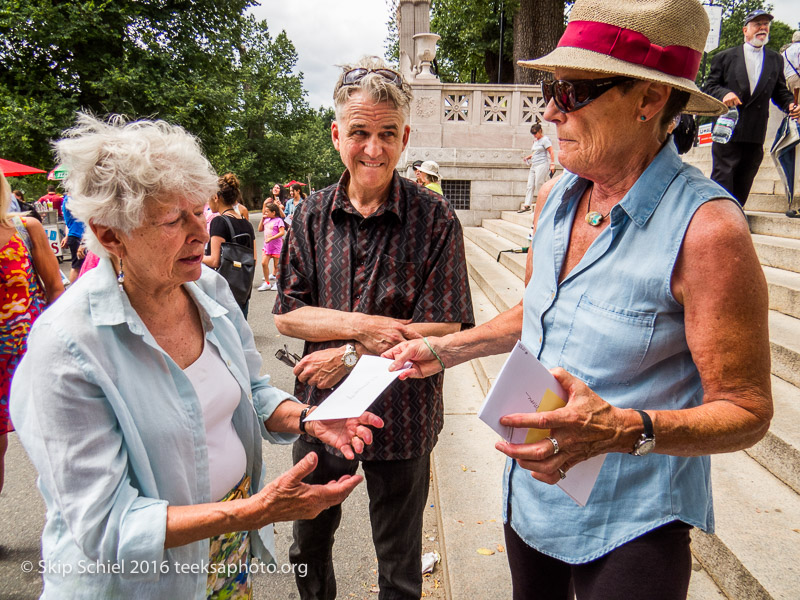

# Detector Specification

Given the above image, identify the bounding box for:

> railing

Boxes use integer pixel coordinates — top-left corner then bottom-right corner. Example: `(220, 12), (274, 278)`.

(409, 82), (551, 151)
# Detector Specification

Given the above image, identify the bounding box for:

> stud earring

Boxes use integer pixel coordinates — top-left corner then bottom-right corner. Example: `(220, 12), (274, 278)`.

(640, 115), (647, 121)
(117, 259), (125, 291)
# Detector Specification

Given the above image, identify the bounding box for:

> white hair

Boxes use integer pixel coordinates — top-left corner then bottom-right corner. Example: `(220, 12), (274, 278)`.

(793, 31), (800, 43)
(333, 56), (413, 123)
(54, 113), (218, 255)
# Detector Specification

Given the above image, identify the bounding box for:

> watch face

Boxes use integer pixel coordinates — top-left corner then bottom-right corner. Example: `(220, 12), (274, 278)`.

(634, 438), (656, 456)
(343, 352), (358, 368)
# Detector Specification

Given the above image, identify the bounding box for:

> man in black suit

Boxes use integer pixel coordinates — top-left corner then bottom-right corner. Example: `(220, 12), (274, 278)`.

(705, 9), (799, 206)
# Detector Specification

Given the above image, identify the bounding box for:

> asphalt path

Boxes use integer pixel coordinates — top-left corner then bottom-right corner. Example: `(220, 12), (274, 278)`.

(0, 218), (441, 599)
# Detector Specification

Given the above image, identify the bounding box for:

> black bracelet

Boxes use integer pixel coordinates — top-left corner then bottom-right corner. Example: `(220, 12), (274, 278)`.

(299, 406), (311, 434)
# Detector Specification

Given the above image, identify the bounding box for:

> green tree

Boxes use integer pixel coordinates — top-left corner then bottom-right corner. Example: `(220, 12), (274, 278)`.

(209, 17), (312, 206)
(0, 1), (336, 204)
(291, 108), (345, 192)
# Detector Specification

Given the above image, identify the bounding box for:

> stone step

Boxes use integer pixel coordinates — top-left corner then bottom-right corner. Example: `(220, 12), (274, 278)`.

(764, 267), (800, 320)
(768, 310), (800, 390)
(500, 209), (535, 228)
(745, 376), (800, 495)
(753, 234), (800, 275)
(691, 450), (800, 600)
(747, 211), (800, 241)
(467, 277), (512, 396)
(480, 218), (531, 248)
(464, 238), (524, 314)
(748, 194), (793, 214)
(464, 227), (527, 280)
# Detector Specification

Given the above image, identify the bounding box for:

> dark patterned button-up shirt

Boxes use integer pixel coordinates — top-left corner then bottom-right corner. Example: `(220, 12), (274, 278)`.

(273, 170), (474, 461)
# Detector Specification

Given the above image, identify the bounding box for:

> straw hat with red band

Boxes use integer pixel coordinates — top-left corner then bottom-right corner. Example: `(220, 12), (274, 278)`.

(518, 0), (727, 117)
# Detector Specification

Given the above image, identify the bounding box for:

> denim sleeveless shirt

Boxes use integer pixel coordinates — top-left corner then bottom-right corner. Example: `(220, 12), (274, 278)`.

(504, 141), (738, 563)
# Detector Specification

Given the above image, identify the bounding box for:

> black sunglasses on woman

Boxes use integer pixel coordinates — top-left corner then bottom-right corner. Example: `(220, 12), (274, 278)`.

(542, 76), (633, 113)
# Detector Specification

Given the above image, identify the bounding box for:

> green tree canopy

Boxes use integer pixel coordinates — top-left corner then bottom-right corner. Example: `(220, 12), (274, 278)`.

(0, 1), (340, 205)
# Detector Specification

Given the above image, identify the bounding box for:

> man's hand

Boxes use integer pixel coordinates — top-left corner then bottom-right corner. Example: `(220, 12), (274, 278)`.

(789, 103), (800, 119)
(494, 368), (629, 485)
(354, 314), (421, 355)
(306, 412), (385, 460)
(293, 346), (350, 389)
(722, 92), (742, 107)
(252, 453), (363, 525)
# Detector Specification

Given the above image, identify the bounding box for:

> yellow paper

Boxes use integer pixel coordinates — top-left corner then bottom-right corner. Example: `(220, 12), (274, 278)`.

(523, 388), (567, 443)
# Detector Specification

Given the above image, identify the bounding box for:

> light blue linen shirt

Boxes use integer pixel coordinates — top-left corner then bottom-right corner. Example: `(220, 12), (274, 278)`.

(504, 141), (738, 563)
(10, 258), (298, 598)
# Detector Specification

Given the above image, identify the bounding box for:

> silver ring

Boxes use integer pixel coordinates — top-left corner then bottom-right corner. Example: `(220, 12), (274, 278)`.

(558, 468), (567, 480)
(547, 437), (559, 456)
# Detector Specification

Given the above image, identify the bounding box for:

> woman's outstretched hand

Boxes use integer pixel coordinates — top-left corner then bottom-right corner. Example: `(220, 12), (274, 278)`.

(253, 453), (362, 524)
(307, 411), (384, 460)
(382, 338), (443, 380)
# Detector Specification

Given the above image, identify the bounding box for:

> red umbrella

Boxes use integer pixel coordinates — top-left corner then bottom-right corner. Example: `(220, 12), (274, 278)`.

(0, 157), (47, 176)
(285, 180), (306, 186)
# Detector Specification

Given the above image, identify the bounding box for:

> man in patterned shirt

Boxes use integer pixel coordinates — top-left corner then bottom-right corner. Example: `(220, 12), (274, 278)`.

(273, 56), (474, 600)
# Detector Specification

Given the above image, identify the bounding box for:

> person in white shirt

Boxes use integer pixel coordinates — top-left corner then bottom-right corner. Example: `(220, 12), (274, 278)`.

(783, 31), (800, 95)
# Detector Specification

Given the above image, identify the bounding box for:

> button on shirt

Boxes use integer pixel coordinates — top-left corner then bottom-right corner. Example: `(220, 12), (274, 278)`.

(274, 171), (474, 461)
(11, 259), (298, 598)
(744, 42), (764, 94)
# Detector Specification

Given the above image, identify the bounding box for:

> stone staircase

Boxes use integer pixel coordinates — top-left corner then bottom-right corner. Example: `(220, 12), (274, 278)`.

(460, 147), (800, 599)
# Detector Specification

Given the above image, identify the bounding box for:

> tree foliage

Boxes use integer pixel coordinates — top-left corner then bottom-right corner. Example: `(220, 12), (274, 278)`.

(387, 0), (569, 84)
(0, 1), (339, 205)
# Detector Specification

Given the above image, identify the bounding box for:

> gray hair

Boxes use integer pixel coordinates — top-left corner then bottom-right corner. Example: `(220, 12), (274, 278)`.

(54, 113), (218, 255)
(793, 31), (800, 43)
(333, 56), (413, 123)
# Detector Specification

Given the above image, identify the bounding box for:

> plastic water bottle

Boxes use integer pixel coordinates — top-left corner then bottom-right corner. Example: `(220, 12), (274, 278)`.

(711, 107), (739, 144)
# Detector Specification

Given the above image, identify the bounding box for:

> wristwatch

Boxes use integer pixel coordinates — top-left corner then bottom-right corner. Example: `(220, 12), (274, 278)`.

(342, 344), (358, 369)
(630, 409), (656, 456)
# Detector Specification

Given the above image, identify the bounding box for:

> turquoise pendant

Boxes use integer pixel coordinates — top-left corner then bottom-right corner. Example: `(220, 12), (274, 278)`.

(585, 211), (604, 226)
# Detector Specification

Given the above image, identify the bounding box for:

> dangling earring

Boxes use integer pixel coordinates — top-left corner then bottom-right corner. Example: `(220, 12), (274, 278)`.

(640, 115), (647, 121)
(117, 259), (125, 291)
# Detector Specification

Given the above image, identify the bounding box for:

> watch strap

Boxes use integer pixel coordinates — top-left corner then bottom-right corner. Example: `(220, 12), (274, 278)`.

(299, 406), (311, 434)
(633, 409), (653, 438)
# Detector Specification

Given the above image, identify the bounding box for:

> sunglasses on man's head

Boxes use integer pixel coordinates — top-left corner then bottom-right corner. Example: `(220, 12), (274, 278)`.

(275, 344), (302, 368)
(341, 68), (404, 88)
(541, 76), (633, 114)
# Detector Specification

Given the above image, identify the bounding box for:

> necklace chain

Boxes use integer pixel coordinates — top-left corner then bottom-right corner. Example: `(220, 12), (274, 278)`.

(585, 185), (609, 227)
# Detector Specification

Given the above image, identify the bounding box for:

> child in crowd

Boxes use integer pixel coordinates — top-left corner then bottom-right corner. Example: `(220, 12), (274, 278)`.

(257, 202), (285, 291)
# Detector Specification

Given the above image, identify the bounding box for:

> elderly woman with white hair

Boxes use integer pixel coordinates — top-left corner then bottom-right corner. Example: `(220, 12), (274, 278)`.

(414, 160), (443, 195)
(10, 114), (383, 599)
(386, 0), (774, 598)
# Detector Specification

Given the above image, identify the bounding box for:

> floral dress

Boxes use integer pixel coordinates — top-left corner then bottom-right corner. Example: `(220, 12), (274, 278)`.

(1, 225), (46, 434)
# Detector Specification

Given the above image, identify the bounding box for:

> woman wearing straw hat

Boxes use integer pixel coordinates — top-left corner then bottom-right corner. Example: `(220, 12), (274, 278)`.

(384, 0), (772, 597)
(415, 160), (443, 195)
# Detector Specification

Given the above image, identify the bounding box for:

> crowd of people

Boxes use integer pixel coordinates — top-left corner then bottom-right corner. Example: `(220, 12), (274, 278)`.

(0, 1), (790, 599)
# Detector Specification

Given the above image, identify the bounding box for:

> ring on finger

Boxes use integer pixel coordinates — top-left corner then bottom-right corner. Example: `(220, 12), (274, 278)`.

(558, 468), (566, 480)
(547, 436), (559, 456)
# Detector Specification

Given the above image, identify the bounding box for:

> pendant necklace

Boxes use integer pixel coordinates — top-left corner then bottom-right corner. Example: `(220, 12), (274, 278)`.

(585, 185), (609, 227)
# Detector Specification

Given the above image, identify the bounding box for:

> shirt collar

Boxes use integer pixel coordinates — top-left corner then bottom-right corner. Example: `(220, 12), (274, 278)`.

(744, 42), (764, 54)
(88, 257), (227, 333)
(559, 139), (682, 229)
(330, 170), (404, 224)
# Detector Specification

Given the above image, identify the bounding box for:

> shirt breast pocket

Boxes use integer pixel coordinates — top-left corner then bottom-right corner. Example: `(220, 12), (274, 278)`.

(559, 294), (655, 387)
(375, 254), (422, 317)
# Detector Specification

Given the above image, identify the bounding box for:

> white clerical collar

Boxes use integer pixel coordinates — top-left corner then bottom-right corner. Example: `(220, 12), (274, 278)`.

(744, 42), (764, 53)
